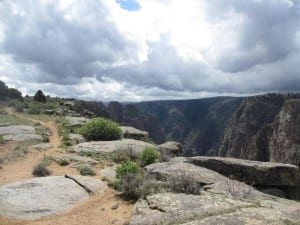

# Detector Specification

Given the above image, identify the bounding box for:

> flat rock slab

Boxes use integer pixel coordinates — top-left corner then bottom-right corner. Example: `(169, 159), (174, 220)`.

(3, 133), (42, 141)
(0, 125), (42, 141)
(0, 125), (35, 135)
(32, 143), (53, 150)
(187, 156), (300, 186)
(0, 176), (107, 220)
(129, 192), (300, 225)
(146, 162), (227, 185)
(52, 154), (98, 165)
(128, 192), (254, 225)
(74, 139), (156, 156)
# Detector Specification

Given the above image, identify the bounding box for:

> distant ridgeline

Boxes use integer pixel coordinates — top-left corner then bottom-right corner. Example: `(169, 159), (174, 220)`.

(0, 80), (23, 101)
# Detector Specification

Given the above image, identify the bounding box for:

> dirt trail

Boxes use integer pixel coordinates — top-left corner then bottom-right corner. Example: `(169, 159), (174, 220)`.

(0, 109), (133, 225)
(0, 108), (62, 184)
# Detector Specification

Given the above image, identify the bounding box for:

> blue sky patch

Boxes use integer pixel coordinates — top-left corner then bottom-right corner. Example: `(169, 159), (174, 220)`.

(116, 0), (140, 11)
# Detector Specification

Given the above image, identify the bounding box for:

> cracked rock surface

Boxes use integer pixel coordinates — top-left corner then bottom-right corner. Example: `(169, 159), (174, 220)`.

(0, 176), (107, 220)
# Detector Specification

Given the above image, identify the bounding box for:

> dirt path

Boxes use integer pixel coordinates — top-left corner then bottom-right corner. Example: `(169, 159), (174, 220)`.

(0, 109), (62, 184)
(0, 109), (133, 225)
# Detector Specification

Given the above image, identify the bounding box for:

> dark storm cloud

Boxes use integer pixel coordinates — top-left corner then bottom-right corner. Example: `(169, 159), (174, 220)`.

(1, 0), (140, 84)
(203, 0), (300, 73)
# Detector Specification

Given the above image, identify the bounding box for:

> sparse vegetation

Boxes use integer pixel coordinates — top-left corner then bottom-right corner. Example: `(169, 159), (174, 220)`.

(57, 159), (70, 166)
(115, 172), (163, 200)
(33, 163), (51, 177)
(28, 102), (42, 114)
(166, 172), (201, 195)
(77, 165), (96, 176)
(138, 147), (159, 166)
(110, 146), (137, 163)
(116, 161), (139, 179)
(79, 118), (122, 141)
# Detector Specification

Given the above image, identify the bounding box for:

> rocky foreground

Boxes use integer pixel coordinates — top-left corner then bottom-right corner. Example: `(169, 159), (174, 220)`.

(0, 116), (299, 225)
(129, 158), (300, 225)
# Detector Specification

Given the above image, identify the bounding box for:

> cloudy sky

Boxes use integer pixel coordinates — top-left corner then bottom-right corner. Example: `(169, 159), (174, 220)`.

(0, 0), (299, 101)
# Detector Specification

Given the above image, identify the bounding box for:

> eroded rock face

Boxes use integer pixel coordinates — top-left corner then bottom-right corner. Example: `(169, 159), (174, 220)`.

(269, 99), (300, 167)
(219, 94), (300, 167)
(0, 176), (107, 220)
(73, 139), (156, 156)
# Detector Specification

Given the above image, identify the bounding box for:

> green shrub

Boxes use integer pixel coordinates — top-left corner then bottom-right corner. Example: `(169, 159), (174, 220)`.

(167, 172), (201, 195)
(57, 159), (70, 166)
(79, 118), (122, 141)
(28, 102), (42, 114)
(61, 134), (71, 147)
(33, 163), (51, 177)
(138, 147), (159, 166)
(117, 173), (163, 200)
(77, 165), (95, 176)
(116, 161), (139, 179)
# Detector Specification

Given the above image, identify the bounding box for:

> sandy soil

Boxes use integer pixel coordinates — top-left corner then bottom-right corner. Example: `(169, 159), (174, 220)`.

(0, 109), (133, 225)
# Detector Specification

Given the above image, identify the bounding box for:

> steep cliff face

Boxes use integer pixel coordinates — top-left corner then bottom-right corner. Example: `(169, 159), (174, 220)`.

(269, 99), (300, 166)
(219, 94), (300, 166)
(136, 97), (242, 156)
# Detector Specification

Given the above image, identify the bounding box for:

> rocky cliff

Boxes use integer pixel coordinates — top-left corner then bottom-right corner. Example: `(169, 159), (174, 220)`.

(219, 94), (300, 167)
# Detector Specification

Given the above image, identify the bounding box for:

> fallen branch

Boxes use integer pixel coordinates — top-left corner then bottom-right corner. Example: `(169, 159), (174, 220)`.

(65, 174), (93, 194)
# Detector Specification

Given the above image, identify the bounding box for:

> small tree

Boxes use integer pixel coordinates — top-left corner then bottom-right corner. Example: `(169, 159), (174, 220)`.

(34, 90), (46, 103)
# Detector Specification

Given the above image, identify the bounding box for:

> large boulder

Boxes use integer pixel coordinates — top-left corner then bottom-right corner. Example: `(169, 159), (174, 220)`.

(157, 141), (183, 158)
(0, 125), (35, 135)
(66, 116), (90, 128)
(120, 126), (149, 141)
(3, 134), (42, 141)
(74, 139), (156, 156)
(0, 176), (107, 220)
(187, 156), (300, 200)
(187, 156), (300, 187)
(145, 161), (258, 198)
